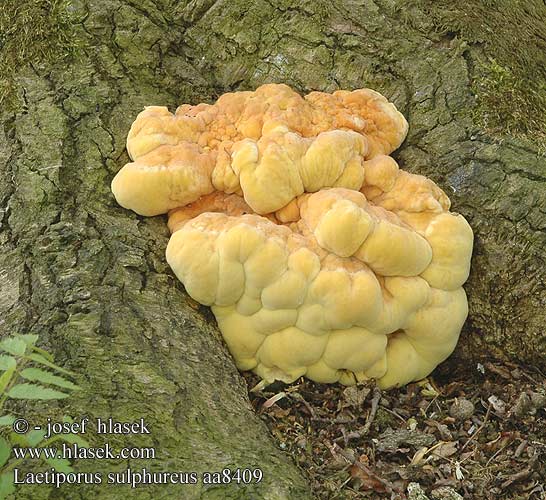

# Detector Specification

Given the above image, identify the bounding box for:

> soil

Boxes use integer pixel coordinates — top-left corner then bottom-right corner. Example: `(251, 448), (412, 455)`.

(246, 359), (546, 499)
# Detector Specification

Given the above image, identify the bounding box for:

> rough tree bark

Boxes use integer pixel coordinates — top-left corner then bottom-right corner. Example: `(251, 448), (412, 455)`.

(0, 1), (544, 498)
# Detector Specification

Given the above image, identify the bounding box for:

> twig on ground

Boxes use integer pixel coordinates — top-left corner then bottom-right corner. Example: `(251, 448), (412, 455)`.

(328, 441), (400, 495)
(461, 403), (492, 452)
(500, 469), (531, 489)
(334, 387), (382, 443)
(514, 439), (528, 458)
(289, 392), (317, 418)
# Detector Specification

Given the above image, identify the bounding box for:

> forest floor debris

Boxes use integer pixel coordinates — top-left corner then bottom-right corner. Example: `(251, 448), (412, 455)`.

(245, 358), (545, 499)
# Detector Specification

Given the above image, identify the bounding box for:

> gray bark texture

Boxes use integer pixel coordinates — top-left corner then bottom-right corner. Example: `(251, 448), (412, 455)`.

(0, 0), (545, 499)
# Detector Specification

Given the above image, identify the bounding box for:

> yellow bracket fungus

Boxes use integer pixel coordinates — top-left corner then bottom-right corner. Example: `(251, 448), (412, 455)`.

(111, 83), (473, 389)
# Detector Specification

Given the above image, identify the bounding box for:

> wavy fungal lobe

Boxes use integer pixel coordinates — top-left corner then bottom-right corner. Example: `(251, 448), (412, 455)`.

(111, 84), (473, 389)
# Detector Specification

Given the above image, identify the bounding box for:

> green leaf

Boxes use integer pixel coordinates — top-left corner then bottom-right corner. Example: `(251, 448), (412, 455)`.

(9, 432), (29, 447)
(25, 353), (73, 376)
(0, 356), (16, 372)
(0, 416), (15, 426)
(0, 338), (26, 357)
(44, 456), (73, 473)
(0, 368), (15, 394)
(7, 384), (69, 400)
(30, 346), (53, 362)
(60, 432), (89, 447)
(26, 429), (46, 447)
(58, 416), (89, 446)
(16, 335), (39, 347)
(0, 472), (15, 499)
(20, 368), (79, 391)
(0, 437), (10, 468)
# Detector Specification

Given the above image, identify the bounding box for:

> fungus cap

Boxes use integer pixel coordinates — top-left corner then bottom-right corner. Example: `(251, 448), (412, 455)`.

(112, 85), (473, 389)
(112, 83), (408, 217)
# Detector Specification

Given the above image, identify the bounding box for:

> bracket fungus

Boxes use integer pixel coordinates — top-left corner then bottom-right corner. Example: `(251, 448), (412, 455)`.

(111, 83), (473, 389)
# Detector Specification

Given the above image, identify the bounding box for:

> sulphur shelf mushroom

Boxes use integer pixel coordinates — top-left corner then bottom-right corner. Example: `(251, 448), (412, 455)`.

(111, 83), (473, 389)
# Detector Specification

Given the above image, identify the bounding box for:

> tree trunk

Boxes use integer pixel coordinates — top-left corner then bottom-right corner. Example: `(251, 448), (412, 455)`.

(1, 0), (544, 498)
